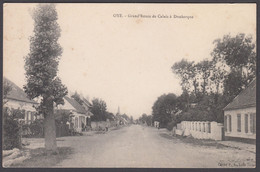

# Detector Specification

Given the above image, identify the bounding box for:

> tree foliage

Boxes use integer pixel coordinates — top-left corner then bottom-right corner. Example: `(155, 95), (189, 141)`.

(3, 108), (24, 150)
(105, 112), (116, 121)
(139, 114), (153, 126)
(169, 33), (256, 124)
(212, 33), (256, 99)
(91, 98), (107, 121)
(152, 93), (178, 127)
(171, 59), (195, 93)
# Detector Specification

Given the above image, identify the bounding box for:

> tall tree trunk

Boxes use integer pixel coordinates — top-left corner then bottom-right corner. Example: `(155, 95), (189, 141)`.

(44, 98), (57, 154)
(203, 78), (206, 96)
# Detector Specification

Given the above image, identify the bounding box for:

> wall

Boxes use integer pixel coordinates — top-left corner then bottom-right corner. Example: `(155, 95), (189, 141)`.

(176, 121), (224, 141)
(91, 121), (109, 130)
(91, 120), (118, 130)
(224, 107), (256, 140)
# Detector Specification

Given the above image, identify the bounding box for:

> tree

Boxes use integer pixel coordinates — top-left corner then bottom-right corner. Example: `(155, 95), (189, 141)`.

(171, 59), (195, 93)
(138, 113), (153, 126)
(139, 113), (148, 124)
(130, 116), (134, 124)
(105, 112), (116, 121)
(171, 59), (200, 103)
(152, 93), (178, 127)
(211, 33), (256, 99)
(91, 98), (107, 121)
(24, 4), (67, 153)
(196, 60), (212, 96)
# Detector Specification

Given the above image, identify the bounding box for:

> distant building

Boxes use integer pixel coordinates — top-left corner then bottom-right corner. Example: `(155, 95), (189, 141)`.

(154, 121), (160, 128)
(82, 97), (94, 126)
(3, 77), (38, 124)
(56, 96), (92, 132)
(223, 79), (256, 142)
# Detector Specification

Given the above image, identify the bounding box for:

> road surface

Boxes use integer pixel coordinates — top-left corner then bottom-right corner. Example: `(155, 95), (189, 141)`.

(53, 125), (254, 168)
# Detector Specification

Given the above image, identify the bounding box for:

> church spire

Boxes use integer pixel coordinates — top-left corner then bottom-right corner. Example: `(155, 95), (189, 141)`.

(117, 106), (120, 115)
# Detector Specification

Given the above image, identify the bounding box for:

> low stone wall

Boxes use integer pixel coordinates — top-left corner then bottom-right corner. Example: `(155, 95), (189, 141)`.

(176, 129), (184, 136)
(91, 121), (118, 130)
(91, 121), (107, 130)
(176, 121), (224, 141)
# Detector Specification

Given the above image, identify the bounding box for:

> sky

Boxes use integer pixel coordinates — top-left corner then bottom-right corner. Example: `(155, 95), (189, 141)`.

(3, 3), (256, 119)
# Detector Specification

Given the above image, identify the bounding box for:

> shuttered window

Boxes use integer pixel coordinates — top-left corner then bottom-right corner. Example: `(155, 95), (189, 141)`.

(228, 115), (232, 132)
(224, 116), (227, 132)
(31, 112), (34, 122)
(244, 114), (248, 133)
(26, 111), (30, 124)
(250, 113), (256, 133)
(75, 117), (78, 128)
(237, 114), (241, 132)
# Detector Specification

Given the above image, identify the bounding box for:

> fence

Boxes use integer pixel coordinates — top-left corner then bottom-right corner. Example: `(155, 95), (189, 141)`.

(176, 121), (224, 141)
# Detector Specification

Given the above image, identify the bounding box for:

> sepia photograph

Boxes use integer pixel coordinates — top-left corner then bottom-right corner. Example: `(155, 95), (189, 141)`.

(2, 3), (256, 168)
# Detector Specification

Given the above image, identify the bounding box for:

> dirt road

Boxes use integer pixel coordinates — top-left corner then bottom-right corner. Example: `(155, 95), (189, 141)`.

(54, 125), (255, 168)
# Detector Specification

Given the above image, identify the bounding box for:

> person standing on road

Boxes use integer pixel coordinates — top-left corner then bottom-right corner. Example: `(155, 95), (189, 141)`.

(105, 122), (109, 132)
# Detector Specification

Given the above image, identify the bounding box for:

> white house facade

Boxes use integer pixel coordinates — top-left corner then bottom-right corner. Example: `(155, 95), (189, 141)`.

(57, 96), (92, 132)
(223, 79), (256, 142)
(3, 77), (38, 124)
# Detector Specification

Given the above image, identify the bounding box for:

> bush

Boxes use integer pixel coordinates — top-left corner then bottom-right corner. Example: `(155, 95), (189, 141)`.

(29, 119), (44, 138)
(3, 108), (21, 150)
(166, 121), (177, 131)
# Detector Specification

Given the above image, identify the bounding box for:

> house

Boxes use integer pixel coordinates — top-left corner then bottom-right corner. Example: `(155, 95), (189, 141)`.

(81, 97), (94, 126)
(3, 77), (38, 124)
(154, 121), (159, 128)
(223, 79), (256, 142)
(56, 96), (92, 132)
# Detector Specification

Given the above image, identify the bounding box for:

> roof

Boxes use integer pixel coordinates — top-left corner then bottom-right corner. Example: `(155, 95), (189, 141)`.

(82, 97), (92, 107)
(64, 96), (87, 114)
(3, 77), (38, 104)
(86, 111), (94, 117)
(223, 78), (256, 111)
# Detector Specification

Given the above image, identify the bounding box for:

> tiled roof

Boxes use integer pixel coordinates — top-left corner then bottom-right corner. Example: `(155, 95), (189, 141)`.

(223, 78), (256, 111)
(64, 96), (87, 114)
(82, 97), (92, 107)
(3, 77), (37, 104)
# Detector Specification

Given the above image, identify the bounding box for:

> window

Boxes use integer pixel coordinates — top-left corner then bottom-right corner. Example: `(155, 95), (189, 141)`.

(237, 114), (241, 132)
(30, 112), (34, 123)
(75, 117), (78, 128)
(25, 111), (29, 124)
(245, 114), (248, 133)
(250, 113), (256, 133)
(228, 115), (232, 132)
(224, 116), (227, 132)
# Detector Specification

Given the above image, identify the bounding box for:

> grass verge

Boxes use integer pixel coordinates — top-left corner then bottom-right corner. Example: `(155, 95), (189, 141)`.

(10, 147), (73, 167)
(159, 132), (229, 149)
